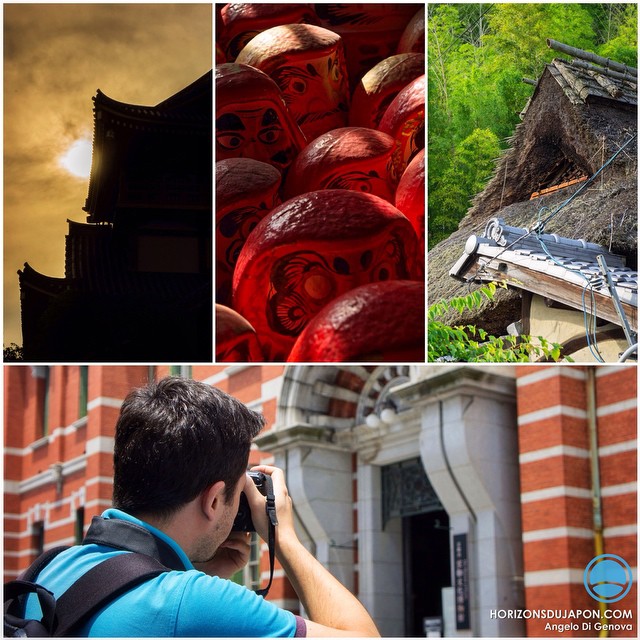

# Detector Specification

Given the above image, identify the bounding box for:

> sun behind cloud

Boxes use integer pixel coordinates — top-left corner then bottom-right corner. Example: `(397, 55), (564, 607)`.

(59, 137), (92, 178)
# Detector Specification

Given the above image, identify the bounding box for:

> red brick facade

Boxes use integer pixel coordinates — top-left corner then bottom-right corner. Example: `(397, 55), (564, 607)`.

(516, 366), (637, 637)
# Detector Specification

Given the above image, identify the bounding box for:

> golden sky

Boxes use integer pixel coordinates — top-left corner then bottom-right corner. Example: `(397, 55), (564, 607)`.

(3, 3), (212, 347)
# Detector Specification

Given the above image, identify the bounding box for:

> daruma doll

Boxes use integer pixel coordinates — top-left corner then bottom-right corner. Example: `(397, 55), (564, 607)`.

(216, 158), (282, 305)
(287, 280), (425, 363)
(218, 3), (318, 61)
(395, 148), (425, 259)
(216, 304), (264, 362)
(378, 74), (425, 181)
(232, 189), (421, 361)
(283, 127), (396, 203)
(397, 7), (425, 54)
(313, 3), (418, 87)
(215, 63), (306, 171)
(236, 24), (349, 142)
(349, 53), (425, 129)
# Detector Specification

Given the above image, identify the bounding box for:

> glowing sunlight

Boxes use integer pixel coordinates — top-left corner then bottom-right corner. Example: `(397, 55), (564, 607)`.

(59, 137), (92, 178)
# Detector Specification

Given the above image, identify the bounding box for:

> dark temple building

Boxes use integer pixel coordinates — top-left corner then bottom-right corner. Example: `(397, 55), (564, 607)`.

(19, 72), (212, 362)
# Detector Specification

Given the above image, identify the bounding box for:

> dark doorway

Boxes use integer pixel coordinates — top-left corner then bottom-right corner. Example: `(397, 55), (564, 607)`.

(403, 510), (451, 637)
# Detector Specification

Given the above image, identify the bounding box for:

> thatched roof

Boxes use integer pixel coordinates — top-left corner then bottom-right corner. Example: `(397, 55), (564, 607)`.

(428, 44), (637, 335)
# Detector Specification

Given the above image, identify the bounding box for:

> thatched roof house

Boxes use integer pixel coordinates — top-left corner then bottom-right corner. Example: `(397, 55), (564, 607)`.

(428, 40), (637, 361)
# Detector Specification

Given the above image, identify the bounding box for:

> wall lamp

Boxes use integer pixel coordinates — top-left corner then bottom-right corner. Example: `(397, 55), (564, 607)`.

(364, 399), (403, 428)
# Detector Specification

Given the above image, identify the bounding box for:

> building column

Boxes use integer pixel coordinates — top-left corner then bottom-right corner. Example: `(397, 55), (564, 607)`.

(255, 426), (356, 591)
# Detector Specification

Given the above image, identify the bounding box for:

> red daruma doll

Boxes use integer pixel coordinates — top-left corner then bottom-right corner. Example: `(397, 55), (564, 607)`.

(395, 148), (425, 259)
(218, 3), (318, 61)
(216, 304), (264, 362)
(313, 3), (418, 87)
(350, 53), (425, 129)
(287, 280), (425, 363)
(379, 74), (425, 181)
(232, 189), (421, 361)
(215, 63), (306, 171)
(283, 127), (397, 203)
(216, 158), (282, 306)
(236, 23), (350, 142)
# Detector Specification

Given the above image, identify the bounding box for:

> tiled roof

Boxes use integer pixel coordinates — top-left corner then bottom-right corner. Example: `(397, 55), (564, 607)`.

(548, 58), (637, 108)
(450, 217), (637, 331)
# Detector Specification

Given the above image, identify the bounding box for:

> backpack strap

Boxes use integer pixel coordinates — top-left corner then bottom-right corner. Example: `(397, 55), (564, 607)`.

(19, 547), (70, 583)
(4, 547), (70, 622)
(4, 580), (57, 636)
(52, 552), (168, 637)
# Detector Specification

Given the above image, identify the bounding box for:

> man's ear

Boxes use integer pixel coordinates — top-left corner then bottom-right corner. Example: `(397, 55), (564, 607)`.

(200, 480), (227, 522)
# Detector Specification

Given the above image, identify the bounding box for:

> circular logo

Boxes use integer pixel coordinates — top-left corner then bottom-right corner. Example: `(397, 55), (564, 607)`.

(583, 554), (633, 603)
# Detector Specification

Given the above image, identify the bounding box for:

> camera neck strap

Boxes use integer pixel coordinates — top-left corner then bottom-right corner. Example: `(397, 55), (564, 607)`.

(256, 477), (278, 598)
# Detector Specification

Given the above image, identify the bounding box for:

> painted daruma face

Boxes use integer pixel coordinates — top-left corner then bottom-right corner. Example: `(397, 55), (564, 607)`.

(284, 127), (397, 202)
(236, 24), (349, 142)
(216, 158), (282, 305)
(215, 63), (306, 171)
(232, 189), (421, 361)
(314, 3), (419, 86)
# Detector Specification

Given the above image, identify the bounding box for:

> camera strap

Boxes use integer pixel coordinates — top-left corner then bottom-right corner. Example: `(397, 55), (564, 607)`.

(256, 477), (278, 598)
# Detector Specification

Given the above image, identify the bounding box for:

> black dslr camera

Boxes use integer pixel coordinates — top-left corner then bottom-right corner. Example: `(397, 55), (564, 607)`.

(231, 470), (278, 597)
(232, 470), (274, 532)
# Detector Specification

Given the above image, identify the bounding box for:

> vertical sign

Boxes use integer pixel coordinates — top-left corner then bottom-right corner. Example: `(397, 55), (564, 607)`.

(453, 533), (470, 630)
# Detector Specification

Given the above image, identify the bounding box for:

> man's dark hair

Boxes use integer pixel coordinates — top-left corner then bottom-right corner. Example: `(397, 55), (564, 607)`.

(112, 377), (265, 519)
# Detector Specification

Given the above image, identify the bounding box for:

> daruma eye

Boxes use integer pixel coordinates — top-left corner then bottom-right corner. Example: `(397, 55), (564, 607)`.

(258, 127), (282, 144)
(217, 133), (244, 150)
(291, 79), (307, 94)
(303, 274), (333, 300)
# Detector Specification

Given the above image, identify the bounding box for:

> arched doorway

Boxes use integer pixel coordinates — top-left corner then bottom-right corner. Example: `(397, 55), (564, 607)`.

(382, 457), (451, 636)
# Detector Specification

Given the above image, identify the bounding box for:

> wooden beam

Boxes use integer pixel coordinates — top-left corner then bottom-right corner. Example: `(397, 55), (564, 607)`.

(468, 261), (637, 331)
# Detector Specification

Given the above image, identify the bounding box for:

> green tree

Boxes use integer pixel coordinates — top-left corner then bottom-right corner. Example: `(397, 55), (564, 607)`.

(596, 4), (638, 66)
(429, 128), (501, 246)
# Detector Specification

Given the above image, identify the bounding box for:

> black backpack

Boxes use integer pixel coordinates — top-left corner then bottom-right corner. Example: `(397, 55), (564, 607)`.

(4, 546), (168, 637)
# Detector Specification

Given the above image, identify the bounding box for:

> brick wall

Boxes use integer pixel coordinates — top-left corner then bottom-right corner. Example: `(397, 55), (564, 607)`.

(516, 366), (637, 637)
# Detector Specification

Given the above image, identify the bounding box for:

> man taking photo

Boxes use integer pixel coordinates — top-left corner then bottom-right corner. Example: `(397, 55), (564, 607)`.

(22, 377), (379, 637)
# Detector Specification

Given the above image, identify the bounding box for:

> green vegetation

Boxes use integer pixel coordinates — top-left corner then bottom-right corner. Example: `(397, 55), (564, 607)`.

(427, 282), (568, 362)
(428, 3), (638, 248)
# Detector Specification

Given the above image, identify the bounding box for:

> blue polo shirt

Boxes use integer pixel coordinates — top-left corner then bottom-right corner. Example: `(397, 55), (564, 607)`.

(25, 509), (305, 637)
